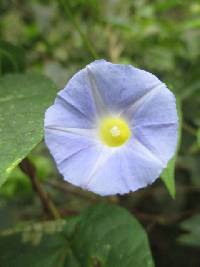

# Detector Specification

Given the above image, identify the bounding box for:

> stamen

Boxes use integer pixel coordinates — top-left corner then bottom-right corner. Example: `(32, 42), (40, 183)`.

(110, 126), (121, 137)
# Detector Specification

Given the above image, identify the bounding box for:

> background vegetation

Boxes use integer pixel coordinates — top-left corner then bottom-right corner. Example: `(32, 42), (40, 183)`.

(0, 0), (200, 266)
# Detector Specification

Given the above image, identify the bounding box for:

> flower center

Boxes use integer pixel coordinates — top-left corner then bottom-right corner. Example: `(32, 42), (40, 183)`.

(99, 117), (131, 147)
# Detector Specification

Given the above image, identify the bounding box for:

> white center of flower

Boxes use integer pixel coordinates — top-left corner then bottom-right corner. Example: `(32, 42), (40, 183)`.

(110, 126), (121, 137)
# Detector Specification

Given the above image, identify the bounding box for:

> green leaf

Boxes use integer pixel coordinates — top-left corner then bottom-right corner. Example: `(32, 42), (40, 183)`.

(178, 214), (200, 247)
(0, 204), (154, 267)
(71, 204), (154, 267)
(0, 73), (57, 187)
(161, 98), (182, 198)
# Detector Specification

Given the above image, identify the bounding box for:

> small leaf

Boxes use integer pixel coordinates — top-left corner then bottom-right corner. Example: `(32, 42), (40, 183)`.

(161, 157), (176, 198)
(161, 98), (182, 198)
(0, 73), (57, 187)
(0, 204), (154, 267)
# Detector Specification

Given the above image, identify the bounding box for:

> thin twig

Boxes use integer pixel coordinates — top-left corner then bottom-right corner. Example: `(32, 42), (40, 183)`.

(47, 179), (119, 204)
(19, 158), (60, 219)
(46, 179), (99, 202)
(133, 208), (198, 225)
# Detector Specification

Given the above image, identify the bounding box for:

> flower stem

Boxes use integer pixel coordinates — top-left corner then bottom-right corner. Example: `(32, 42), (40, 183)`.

(19, 158), (60, 220)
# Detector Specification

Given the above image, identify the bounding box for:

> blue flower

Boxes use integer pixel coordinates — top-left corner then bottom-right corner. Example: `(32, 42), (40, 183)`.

(44, 60), (178, 196)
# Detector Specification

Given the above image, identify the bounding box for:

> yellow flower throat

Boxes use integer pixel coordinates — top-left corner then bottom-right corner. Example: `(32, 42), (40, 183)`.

(99, 117), (131, 147)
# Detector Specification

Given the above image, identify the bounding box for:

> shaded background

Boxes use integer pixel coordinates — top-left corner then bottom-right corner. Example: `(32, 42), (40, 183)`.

(0, 0), (200, 266)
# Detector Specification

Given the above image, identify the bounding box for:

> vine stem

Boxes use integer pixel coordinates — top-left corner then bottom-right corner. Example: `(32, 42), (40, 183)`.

(59, 0), (99, 60)
(19, 158), (60, 220)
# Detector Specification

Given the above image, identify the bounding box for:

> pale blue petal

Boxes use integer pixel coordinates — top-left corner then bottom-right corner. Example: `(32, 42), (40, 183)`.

(87, 139), (164, 196)
(133, 124), (177, 166)
(45, 130), (96, 166)
(88, 60), (162, 113)
(86, 149), (130, 195)
(129, 85), (178, 165)
(58, 68), (98, 123)
(127, 84), (178, 126)
(57, 144), (103, 187)
(44, 97), (92, 129)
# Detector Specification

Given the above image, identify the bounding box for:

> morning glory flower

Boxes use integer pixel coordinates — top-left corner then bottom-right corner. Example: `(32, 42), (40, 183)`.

(44, 60), (178, 196)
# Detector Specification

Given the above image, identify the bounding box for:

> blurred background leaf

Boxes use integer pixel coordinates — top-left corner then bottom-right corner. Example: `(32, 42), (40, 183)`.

(0, 40), (25, 74)
(178, 214), (200, 247)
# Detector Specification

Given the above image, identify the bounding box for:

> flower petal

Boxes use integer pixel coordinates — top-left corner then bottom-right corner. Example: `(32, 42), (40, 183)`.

(128, 85), (178, 127)
(44, 129), (96, 167)
(58, 67), (101, 124)
(133, 123), (177, 166)
(87, 60), (162, 113)
(85, 65), (108, 117)
(87, 139), (164, 196)
(129, 85), (178, 164)
(57, 144), (103, 187)
(86, 149), (130, 195)
(44, 96), (92, 129)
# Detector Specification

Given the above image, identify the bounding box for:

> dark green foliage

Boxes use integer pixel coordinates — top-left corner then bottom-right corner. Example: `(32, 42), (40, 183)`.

(0, 204), (154, 267)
